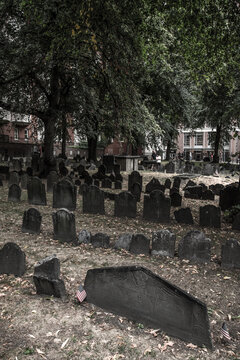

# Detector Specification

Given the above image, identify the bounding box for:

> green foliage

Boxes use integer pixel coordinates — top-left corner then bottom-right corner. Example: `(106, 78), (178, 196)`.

(224, 205), (240, 223)
(23, 347), (35, 355)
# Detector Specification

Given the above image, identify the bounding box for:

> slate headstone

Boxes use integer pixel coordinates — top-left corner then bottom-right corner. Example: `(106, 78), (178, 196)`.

(84, 266), (212, 349)
(199, 205), (221, 229)
(102, 178), (112, 189)
(9, 171), (20, 186)
(232, 212), (240, 231)
(183, 180), (196, 189)
(20, 172), (29, 190)
(209, 183), (224, 196)
(178, 231), (211, 263)
(219, 186), (240, 211)
(34, 255), (60, 280)
(114, 233), (133, 251)
(170, 192), (182, 207)
(26, 167), (33, 177)
(52, 208), (77, 244)
(114, 180), (122, 190)
(173, 176), (181, 189)
(27, 177), (47, 206)
(151, 230), (176, 257)
(79, 183), (89, 195)
(53, 178), (76, 211)
(8, 184), (21, 202)
(129, 234), (150, 255)
(0, 242), (26, 276)
(91, 233), (110, 248)
(164, 178), (171, 189)
(201, 189), (215, 201)
(184, 185), (202, 199)
(145, 178), (165, 194)
(47, 171), (59, 192)
(165, 161), (175, 173)
(78, 229), (92, 244)
(130, 182), (141, 202)
(82, 185), (105, 215)
(128, 171), (142, 191)
(143, 190), (170, 223)
(174, 208), (194, 225)
(22, 207), (42, 234)
(12, 159), (22, 172)
(114, 191), (137, 218)
(221, 239), (240, 269)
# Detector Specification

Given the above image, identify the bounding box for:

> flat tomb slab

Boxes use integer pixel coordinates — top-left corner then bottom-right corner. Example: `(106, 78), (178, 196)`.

(84, 266), (212, 349)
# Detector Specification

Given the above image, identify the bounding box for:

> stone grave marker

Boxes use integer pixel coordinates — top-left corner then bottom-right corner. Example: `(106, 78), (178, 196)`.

(114, 233), (133, 251)
(209, 183), (224, 196)
(8, 183), (21, 202)
(184, 185), (203, 199)
(183, 180), (196, 189)
(102, 178), (112, 189)
(221, 239), (240, 269)
(174, 208), (194, 225)
(199, 205), (221, 228)
(47, 171), (59, 192)
(52, 208), (77, 244)
(114, 180), (122, 190)
(20, 172), (29, 189)
(12, 159), (22, 172)
(143, 190), (170, 223)
(151, 230), (176, 257)
(219, 185), (240, 211)
(130, 182), (141, 202)
(232, 212), (240, 230)
(199, 182), (208, 192)
(201, 189), (215, 201)
(33, 255), (67, 299)
(79, 183), (89, 195)
(128, 171), (142, 191)
(0, 242), (26, 276)
(26, 167), (33, 177)
(114, 191), (137, 218)
(173, 176), (181, 189)
(164, 178), (171, 189)
(53, 178), (76, 211)
(129, 234), (150, 255)
(145, 178), (165, 194)
(94, 179), (100, 187)
(22, 207), (42, 234)
(93, 164), (106, 180)
(27, 176), (47, 206)
(169, 186), (179, 195)
(84, 266), (212, 348)
(91, 233), (110, 248)
(78, 229), (92, 244)
(178, 231), (211, 263)
(9, 171), (20, 186)
(170, 192), (182, 207)
(113, 164), (121, 176)
(84, 175), (93, 186)
(75, 179), (81, 186)
(82, 185), (105, 215)
(165, 161), (175, 173)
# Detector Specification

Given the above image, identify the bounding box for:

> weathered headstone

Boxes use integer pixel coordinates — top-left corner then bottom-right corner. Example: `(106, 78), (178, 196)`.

(94, 179), (100, 187)
(199, 205), (221, 228)
(201, 189), (215, 201)
(20, 172), (29, 189)
(0, 242), (26, 276)
(183, 180), (196, 189)
(143, 190), (170, 223)
(91, 233), (110, 248)
(219, 186), (240, 211)
(47, 171), (59, 192)
(27, 177), (47, 206)
(9, 171), (20, 186)
(199, 183), (208, 192)
(22, 207), (42, 234)
(178, 231), (211, 263)
(202, 163), (214, 176)
(53, 178), (76, 211)
(130, 182), (141, 202)
(114, 180), (122, 190)
(31, 153), (40, 173)
(173, 176), (181, 189)
(82, 185), (105, 215)
(170, 186), (179, 195)
(209, 183), (224, 196)
(170, 192), (182, 207)
(129, 234), (150, 255)
(114, 191), (137, 218)
(79, 183), (89, 195)
(174, 208), (194, 225)
(102, 178), (112, 189)
(12, 159), (22, 172)
(8, 184), (21, 202)
(33, 255), (67, 299)
(165, 161), (175, 173)
(145, 178), (165, 194)
(128, 171), (142, 191)
(232, 212), (240, 230)
(114, 233), (133, 251)
(221, 239), (240, 269)
(164, 178), (171, 189)
(184, 185), (203, 199)
(52, 208), (77, 244)
(103, 155), (115, 173)
(78, 229), (92, 244)
(84, 266), (212, 348)
(151, 230), (176, 257)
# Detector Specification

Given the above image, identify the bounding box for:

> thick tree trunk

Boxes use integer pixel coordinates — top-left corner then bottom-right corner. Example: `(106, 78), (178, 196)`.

(166, 139), (171, 161)
(212, 124), (221, 163)
(61, 115), (67, 159)
(87, 136), (97, 162)
(43, 118), (55, 165)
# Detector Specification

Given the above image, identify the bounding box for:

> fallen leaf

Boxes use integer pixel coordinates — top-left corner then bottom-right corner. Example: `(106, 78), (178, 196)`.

(187, 343), (197, 349)
(28, 334), (35, 339)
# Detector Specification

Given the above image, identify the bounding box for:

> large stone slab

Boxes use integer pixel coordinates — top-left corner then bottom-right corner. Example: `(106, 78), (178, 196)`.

(84, 266), (212, 348)
(0, 242), (26, 276)
(174, 208), (194, 225)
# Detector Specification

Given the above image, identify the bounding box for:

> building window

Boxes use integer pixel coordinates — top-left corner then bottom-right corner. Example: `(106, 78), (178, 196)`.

(195, 133), (203, 146)
(24, 129), (29, 140)
(14, 128), (19, 140)
(184, 134), (190, 146)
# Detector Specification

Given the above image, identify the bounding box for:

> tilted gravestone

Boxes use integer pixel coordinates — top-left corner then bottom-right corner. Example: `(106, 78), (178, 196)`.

(114, 233), (133, 251)
(33, 255), (67, 299)
(91, 233), (110, 248)
(130, 182), (141, 202)
(53, 178), (76, 211)
(128, 171), (142, 191)
(129, 234), (150, 255)
(47, 171), (59, 192)
(174, 208), (194, 225)
(8, 184), (21, 202)
(143, 190), (170, 223)
(114, 180), (122, 190)
(221, 239), (240, 269)
(173, 176), (181, 189)
(232, 212), (240, 231)
(52, 208), (77, 244)
(84, 266), (212, 348)
(78, 229), (92, 244)
(27, 177), (47, 206)
(20, 172), (29, 189)
(9, 171), (20, 186)
(22, 208), (42, 234)
(0, 242), (26, 276)
(170, 192), (182, 207)
(82, 185), (105, 215)
(164, 178), (171, 189)
(199, 205), (221, 229)
(145, 178), (165, 194)
(151, 230), (176, 257)
(201, 189), (215, 201)
(114, 191), (136, 218)
(178, 231), (211, 263)
(219, 186), (240, 211)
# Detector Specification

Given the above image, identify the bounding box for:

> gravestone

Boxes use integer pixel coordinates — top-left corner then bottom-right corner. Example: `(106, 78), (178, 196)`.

(170, 186), (179, 195)
(84, 266), (212, 348)
(173, 176), (181, 189)
(114, 180), (122, 190)
(59, 166), (68, 177)
(184, 185), (203, 199)
(151, 230), (176, 257)
(102, 178), (112, 189)
(232, 212), (240, 230)
(94, 179), (100, 187)
(145, 178), (165, 194)
(20, 172), (29, 189)
(174, 208), (194, 225)
(199, 183), (208, 192)
(0, 242), (26, 276)
(27, 177), (47, 206)
(9, 171), (20, 186)
(170, 192), (182, 207)
(79, 183), (89, 195)
(199, 205), (221, 228)
(130, 182), (141, 202)
(108, 173), (115, 182)
(82, 185), (105, 215)
(113, 164), (121, 176)
(84, 175), (93, 186)
(184, 161), (194, 173)
(219, 186), (240, 211)
(8, 184), (21, 202)
(183, 180), (196, 189)
(128, 171), (142, 191)
(12, 159), (22, 172)
(31, 153), (40, 173)
(33, 255), (67, 299)
(221, 239), (240, 269)
(53, 178), (76, 211)
(114, 191), (137, 218)
(52, 208), (77, 244)
(165, 161), (175, 173)
(77, 164), (85, 176)
(91, 233), (110, 248)
(129, 234), (150, 255)
(104, 191), (116, 201)
(47, 171), (59, 192)
(202, 163), (214, 176)
(26, 167), (33, 177)
(209, 183), (224, 196)
(201, 189), (215, 201)
(114, 233), (133, 251)
(115, 173), (123, 182)
(22, 207), (42, 234)
(103, 155), (115, 172)
(178, 231), (211, 263)
(164, 178), (171, 189)
(93, 164), (106, 180)
(75, 179), (81, 186)
(143, 190), (170, 223)
(78, 229), (92, 244)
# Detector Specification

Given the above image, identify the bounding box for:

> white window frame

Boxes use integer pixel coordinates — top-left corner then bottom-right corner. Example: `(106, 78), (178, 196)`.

(14, 128), (19, 140)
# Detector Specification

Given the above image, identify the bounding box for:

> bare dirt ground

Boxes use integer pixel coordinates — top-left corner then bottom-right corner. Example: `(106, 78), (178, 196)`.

(0, 171), (239, 360)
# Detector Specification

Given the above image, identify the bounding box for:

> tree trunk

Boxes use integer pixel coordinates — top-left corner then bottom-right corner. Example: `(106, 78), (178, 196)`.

(166, 139), (171, 161)
(87, 136), (97, 162)
(43, 118), (55, 165)
(212, 124), (221, 163)
(61, 114), (67, 159)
